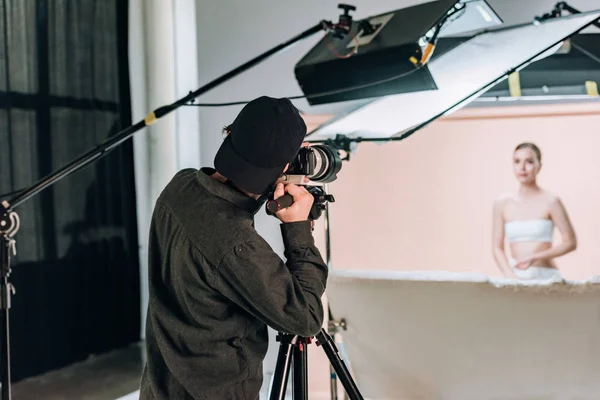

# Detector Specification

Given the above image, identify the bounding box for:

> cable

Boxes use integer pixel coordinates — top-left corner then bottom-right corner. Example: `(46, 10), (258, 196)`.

(186, 2), (468, 108)
(6, 69), (426, 198)
(185, 64), (425, 108)
(420, 3), (466, 64)
(322, 23), (360, 59)
(0, 189), (24, 200)
(1, 66), (424, 198)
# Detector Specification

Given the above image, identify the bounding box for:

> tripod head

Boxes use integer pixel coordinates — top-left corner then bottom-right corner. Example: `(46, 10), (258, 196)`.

(332, 4), (356, 39)
(307, 186), (335, 221)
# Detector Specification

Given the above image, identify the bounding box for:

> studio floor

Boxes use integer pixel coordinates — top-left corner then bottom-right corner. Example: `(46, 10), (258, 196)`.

(11, 342), (145, 400)
(10, 341), (301, 399)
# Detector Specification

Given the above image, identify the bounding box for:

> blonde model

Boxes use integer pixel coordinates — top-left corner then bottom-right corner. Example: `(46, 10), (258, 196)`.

(492, 142), (577, 280)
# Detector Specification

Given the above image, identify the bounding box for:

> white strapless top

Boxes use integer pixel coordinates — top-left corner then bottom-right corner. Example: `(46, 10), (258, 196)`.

(504, 219), (554, 243)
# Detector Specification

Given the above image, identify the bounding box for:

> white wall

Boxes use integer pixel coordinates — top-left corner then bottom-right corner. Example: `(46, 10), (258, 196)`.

(128, 0), (201, 338)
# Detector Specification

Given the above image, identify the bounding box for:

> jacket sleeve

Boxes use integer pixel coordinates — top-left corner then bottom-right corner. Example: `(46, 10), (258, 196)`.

(212, 221), (328, 337)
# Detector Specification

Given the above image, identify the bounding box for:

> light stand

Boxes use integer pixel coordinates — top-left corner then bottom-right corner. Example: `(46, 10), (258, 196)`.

(0, 5), (363, 399)
(0, 203), (18, 400)
(321, 150), (354, 400)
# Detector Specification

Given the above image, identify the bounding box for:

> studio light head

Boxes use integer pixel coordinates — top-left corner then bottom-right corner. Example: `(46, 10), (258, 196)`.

(294, 0), (502, 105)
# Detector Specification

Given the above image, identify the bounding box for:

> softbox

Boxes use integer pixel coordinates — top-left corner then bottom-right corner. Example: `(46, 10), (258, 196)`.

(294, 0), (501, 105)
(306, 10), (600, 141)
(478, 33), (600, 101)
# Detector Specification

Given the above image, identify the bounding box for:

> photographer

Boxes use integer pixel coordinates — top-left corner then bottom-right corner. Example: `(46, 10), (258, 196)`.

(139, 96), (329, 399)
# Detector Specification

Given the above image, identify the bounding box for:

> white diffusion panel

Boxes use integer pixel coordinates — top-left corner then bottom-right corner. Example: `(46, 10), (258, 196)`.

(326, 270), (600, 400)
(307, 11), (600, 140)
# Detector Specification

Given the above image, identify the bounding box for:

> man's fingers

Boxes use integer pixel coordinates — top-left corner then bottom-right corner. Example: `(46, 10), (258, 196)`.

(284, 183), (308, 196)
(273, 183), (285, 199)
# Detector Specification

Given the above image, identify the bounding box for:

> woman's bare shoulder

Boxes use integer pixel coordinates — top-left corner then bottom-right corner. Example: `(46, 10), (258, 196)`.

(494, 192), (515, 207)
(540, 189), (561, 205)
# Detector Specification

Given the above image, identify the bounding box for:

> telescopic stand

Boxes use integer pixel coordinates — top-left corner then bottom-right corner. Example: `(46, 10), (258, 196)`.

(269, 329), (363, 400)
(0, 5), (361, 399)
(0, 201), (18, 400)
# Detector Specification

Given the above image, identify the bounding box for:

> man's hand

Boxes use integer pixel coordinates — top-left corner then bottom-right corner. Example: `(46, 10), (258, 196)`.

(276, 142), (312, 185)
(273, 182), (314, 223)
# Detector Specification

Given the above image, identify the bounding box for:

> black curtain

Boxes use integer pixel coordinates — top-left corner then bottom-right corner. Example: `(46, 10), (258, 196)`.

(0, 0), (140, 382)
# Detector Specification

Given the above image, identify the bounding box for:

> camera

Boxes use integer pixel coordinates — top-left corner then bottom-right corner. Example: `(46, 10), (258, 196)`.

(266, 144), (343, 221)
(280, 144), (343, 185)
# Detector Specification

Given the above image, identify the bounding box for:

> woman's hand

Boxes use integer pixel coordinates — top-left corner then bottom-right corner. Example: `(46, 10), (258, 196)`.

(515, 255), (538, 270)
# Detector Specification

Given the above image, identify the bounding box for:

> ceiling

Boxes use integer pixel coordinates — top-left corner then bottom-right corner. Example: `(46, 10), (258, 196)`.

(343, 0), (600, 27)
(195, 0), (600, 117)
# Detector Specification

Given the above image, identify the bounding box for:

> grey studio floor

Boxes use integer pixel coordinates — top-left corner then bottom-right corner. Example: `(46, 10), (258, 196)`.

(11, 343), (145, 400)
(11, 344), (296, 400)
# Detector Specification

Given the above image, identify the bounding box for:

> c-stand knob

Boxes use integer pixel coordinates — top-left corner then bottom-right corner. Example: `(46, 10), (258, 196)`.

(334, 3), (356, 39)
(338, 3), (356, 13)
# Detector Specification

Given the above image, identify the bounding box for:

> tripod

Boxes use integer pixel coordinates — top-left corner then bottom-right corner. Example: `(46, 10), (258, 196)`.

(269, 328), (363, 400)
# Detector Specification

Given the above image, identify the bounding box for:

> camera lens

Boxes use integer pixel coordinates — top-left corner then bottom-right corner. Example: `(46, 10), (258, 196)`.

(309, 145), (342, 183)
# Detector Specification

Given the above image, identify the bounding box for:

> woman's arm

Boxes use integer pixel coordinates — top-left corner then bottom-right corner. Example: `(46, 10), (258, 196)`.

(534, 196), (577, 261)
(492, 198), (513, 276)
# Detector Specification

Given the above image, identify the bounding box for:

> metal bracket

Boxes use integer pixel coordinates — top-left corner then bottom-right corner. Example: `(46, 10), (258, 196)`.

(328, 318), (347, 332)
(0, 284), (16, 310)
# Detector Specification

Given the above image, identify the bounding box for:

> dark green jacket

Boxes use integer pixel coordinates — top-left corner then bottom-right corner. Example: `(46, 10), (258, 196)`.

(139, 168), (328, 399)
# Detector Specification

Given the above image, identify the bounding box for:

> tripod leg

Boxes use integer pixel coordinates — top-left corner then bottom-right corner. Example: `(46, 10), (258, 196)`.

(269, 334), (296, 400)
(292, 339), (308, 400)
(315, 329), (363, 400)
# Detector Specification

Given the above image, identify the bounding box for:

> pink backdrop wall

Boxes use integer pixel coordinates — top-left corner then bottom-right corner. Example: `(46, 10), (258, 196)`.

(301, 102), (600, 397)
(312, 101), (600, 280)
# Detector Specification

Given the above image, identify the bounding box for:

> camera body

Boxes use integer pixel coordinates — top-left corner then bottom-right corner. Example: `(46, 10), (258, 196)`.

(266, 143), (342, 221)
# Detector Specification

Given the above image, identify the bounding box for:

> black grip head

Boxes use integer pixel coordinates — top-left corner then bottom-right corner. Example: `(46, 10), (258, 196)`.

(338, 4), (356, 13)
(265, 200), (281, 215)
